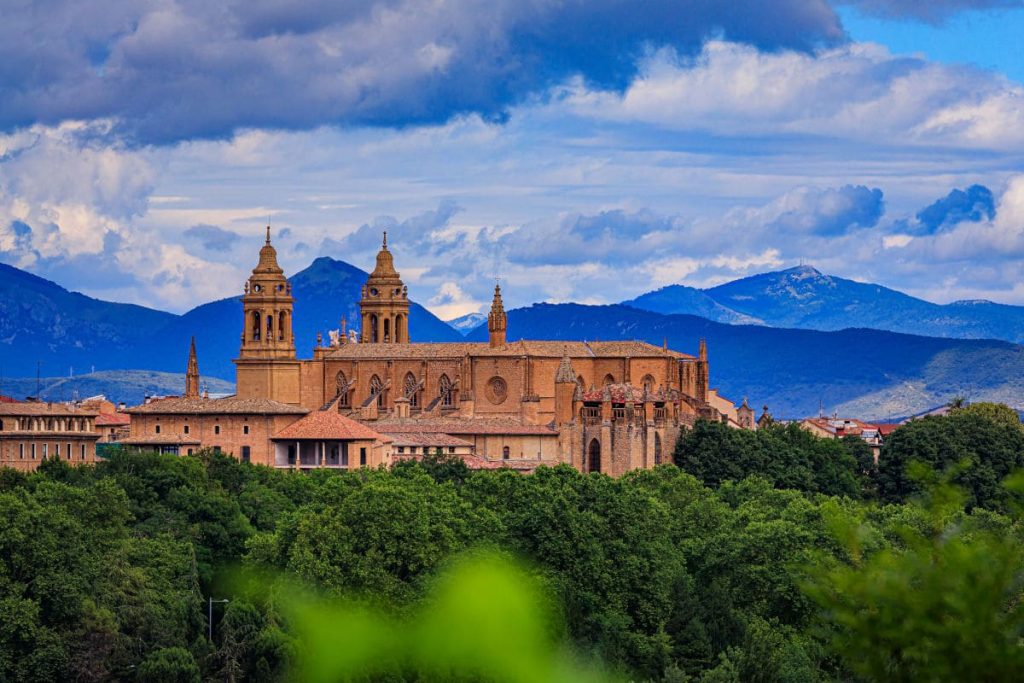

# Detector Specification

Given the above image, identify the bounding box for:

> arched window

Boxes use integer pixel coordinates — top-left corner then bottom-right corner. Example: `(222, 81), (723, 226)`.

(642, 374), (656, 392)
(278, 311), (287, 341)
(603, 374), (615, 386)
(336, 371), (350, 407)
(654, 433), (662, 466)
(383, 318), (391, 343)
(370, 375), (384, 408)
(502, 445), (510, 459)
(588, 439), (601, 473)
(370, 315), (379, 343)
(266, 314), (274, 337)
(576, 375), (585, 390)
(404, 372), (419, 407)
(252, 311), (261, 341)
(395, 314), (404, 343)
(439, 374), (453, 407)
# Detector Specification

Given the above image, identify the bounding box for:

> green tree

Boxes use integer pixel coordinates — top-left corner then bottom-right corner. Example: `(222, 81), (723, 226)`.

(877, 411), (1024, 510)
(136, 647), (201, 683)
(805, 477), (1024, 681)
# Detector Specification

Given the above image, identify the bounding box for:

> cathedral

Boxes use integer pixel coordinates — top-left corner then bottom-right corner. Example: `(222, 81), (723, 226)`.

(126, 229), (753, 476)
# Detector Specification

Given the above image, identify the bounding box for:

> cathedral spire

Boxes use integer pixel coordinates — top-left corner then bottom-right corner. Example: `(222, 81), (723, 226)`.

(488, 281), (507, 348)
(185, 336), (200, 398)
(555, 348), (576, 384)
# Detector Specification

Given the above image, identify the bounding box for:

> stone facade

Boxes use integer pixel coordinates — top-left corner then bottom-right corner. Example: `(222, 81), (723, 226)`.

(120, 230), (748, 475)
(0, 402), (100, 471)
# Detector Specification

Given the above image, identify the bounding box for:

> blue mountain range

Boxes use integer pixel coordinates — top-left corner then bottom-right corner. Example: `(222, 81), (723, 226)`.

(624, 265), (1024, 343)
(3, 259), (1024, 418)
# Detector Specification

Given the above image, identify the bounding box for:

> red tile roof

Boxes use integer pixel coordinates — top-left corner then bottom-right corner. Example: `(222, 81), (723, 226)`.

(323, 339), (691, 361)
(372, 417), (557, 436)
(127, 396), (308, 415)
(95, 413), (131, 426)
(875, 423), (901, 436)
(382, 432), (474, 448)
(274, 410), (384, 441)
(0, 395), (19, 403)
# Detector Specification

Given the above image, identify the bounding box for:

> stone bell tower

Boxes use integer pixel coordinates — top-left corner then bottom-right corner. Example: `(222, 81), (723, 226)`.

(234, 227), (301, 403)
(360, 232), (410, 343)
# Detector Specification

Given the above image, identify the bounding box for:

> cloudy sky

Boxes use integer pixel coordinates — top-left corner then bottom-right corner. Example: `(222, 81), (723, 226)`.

(1, 0), (1023, 319)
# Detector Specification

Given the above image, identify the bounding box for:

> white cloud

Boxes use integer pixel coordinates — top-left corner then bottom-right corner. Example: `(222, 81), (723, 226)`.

(566, 41), (1024, 150)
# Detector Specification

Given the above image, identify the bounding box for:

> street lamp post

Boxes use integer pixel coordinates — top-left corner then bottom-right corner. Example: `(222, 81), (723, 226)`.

(208, 597), (230, 643)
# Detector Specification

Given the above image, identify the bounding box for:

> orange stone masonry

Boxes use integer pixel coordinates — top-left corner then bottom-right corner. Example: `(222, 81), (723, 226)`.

(120, 229), (751, 474)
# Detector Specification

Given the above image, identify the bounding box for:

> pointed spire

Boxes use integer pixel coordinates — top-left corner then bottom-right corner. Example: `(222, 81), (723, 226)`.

(488, 280), (507, 348)
(382, 231), (388, 250)
(185, 336), (200, 398)
(265, 224), (271, 245)
(555, 347), (576, 384)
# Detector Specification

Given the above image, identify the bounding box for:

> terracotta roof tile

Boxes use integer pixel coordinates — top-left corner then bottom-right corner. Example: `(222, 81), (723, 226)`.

(372, 417), (557, 436)
(274, 410), (384, 441)
(0, 402), (98, 417)
(382, 432), (474, 448)
(324, 339), (692, 361)
(127, 397), (308, 415)
(95, 413), (131, 426)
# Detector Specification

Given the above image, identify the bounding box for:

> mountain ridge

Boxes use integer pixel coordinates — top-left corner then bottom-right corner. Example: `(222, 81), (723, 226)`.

(624, 265), (1024, 343)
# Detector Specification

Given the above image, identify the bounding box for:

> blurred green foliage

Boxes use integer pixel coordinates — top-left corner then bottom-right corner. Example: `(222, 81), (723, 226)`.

(1, 404), (1022, 681)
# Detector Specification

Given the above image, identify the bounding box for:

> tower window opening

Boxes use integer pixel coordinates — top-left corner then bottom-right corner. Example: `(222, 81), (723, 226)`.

(252, 311), (261, 341)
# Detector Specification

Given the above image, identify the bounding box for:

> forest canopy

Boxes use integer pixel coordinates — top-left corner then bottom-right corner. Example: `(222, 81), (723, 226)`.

(2, 404), (1023, 682)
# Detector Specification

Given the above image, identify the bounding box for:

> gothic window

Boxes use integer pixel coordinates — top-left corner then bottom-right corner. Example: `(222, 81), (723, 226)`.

(642, 374), (656, 392)
(439, 374), (453, 407)
(252, 311), (262, 341)
(485, 376), (508, 405)
(603, 374), (615, 386)
(588, 439), (601, 473)
(404, 372), (419, 407)
(370, 374), (384, 408)
(336, 371), (350, 407)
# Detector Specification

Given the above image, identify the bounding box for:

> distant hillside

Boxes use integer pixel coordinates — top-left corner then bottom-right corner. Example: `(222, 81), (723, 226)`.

(623, 285), (762, 325)
(1, 257), (463, 381)
(447, 312), (487, 335)
(465, 303), (1024, 419)
(626, 265), (1024, 343)
(0, 370), (235, 406)
(0, 262), (177, 376)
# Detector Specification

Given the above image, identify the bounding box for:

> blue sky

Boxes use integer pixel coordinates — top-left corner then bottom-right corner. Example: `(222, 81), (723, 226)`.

(1, 0), (1024, 319)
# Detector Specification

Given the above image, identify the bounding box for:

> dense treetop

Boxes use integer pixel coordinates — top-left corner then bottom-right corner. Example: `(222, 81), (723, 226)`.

(2, 404), (1023, 681)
